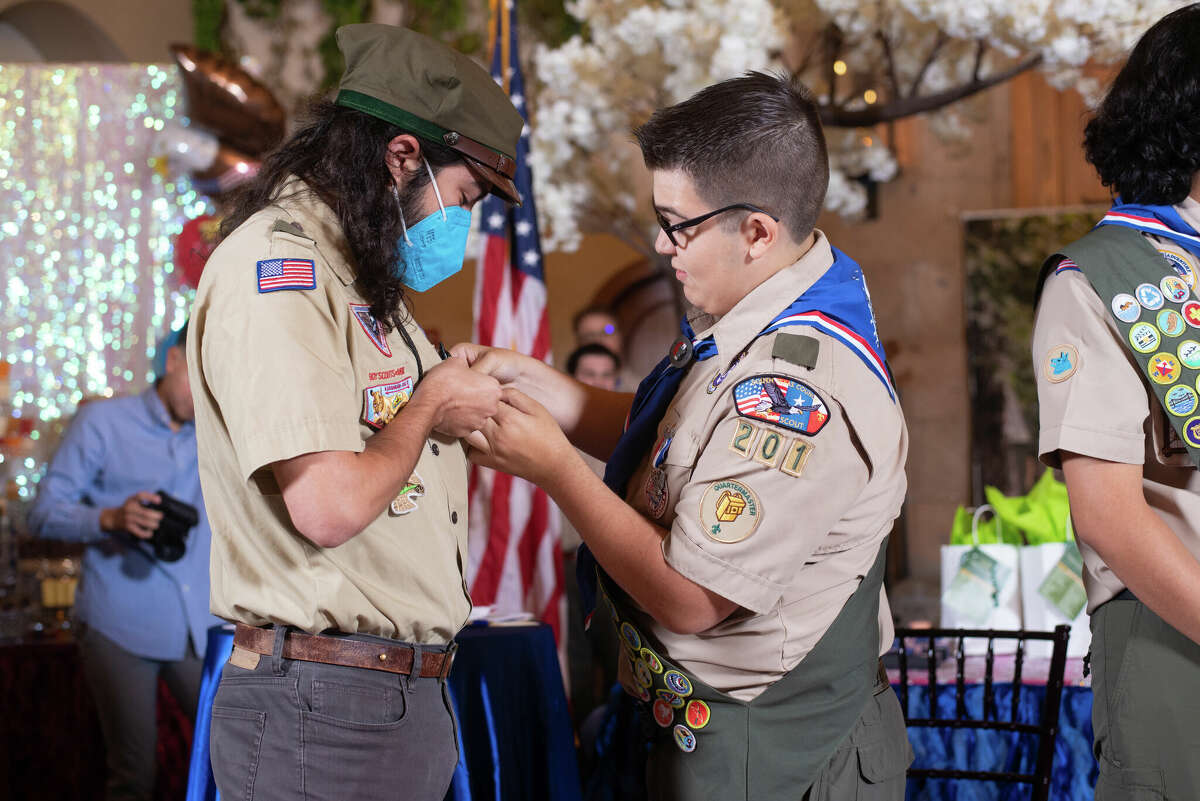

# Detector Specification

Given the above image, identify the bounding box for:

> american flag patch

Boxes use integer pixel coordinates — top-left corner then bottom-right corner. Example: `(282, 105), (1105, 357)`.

(257, 258), (316, 293)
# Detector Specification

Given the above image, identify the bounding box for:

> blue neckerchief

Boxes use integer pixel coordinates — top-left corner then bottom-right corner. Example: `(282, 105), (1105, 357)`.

(577, 247), (892, 621)
(1098, 202), (1200, 263)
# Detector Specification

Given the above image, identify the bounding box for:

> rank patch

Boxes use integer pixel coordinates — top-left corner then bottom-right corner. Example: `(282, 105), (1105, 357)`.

(699, 480), (762, 544)
(390, 473), (425, 516)
(1149, 352), (1181, 385)
(350, 303), (392, 357)
(1043, 345), (1079, 384)
(257, 258), (316, 293)
(644, 468), (670, 520)
(733, 375), (829, 435)
(362, 378), (414, 430)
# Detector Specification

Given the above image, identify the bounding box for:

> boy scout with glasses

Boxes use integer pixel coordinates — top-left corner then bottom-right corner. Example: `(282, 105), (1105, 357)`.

(457, 72), (913, 800)
(1032, 6), (1200, 800)
(188, 25), (520, 800)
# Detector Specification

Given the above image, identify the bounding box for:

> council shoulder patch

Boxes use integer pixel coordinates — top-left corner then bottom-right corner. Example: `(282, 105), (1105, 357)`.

(699, 479), (761, 544)
(1043, 344), (1079, 384)
(257, 257), (316, 293)
(732, 375), (829, 435)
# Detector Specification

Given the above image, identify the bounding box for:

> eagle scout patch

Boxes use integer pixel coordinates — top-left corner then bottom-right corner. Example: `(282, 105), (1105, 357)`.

(362, 378), (413, 430)
(644, 468), (669, 519)
(349, 303), (392, 357)
(389, 474), (425, 516)
(699, 479), (761, 544)
(256, 258), (316, 293)
(733, 375), (829, 435)
(1043, 345), (1079, 384)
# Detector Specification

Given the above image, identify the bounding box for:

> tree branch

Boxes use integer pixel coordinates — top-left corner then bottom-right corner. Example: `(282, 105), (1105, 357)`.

(875, 0), (901, 100)
(908, 30), (949, 97)
(819, 53), (1042, 128)
(971, 38), (987, 83)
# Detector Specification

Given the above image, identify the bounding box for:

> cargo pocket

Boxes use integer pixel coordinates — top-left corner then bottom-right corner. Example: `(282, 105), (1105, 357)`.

(855, 686), (913, 799)
(210, 706), (266, 801)
(1095, 762), (1164, 801)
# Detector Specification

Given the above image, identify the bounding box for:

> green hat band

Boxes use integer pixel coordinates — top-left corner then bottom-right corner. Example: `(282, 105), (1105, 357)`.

(335, 89), (505, 161)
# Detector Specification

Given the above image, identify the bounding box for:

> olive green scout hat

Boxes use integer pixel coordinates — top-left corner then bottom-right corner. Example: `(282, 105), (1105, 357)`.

(334, 24), (524, 205)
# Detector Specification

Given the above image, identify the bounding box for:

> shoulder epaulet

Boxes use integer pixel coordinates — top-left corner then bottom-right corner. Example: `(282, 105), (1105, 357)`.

(771, 332), (820, 370)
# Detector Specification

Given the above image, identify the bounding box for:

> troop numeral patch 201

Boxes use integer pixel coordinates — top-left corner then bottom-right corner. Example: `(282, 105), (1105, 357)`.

(729, 420), (815, 478)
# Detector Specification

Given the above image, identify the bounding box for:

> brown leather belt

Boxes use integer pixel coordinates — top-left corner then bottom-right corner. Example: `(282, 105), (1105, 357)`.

(234, 623), (454, 678)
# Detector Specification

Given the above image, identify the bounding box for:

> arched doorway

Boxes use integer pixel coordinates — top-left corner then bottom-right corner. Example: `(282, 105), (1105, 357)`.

(0, 1), (125, 61)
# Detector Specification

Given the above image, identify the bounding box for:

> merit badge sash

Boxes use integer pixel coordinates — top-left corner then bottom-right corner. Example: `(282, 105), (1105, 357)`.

(578, 246), (894, 621)
(1048, 204), (1200, 468)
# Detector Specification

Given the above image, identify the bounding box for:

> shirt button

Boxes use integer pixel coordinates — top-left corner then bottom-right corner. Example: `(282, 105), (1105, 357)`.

(451, 511), (458, 525)
(430, 442), (440, 456)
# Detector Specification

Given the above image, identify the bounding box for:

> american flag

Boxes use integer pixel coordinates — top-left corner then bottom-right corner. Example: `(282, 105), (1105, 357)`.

(467, 0), (565, 647)
(256, 258), (315, 293)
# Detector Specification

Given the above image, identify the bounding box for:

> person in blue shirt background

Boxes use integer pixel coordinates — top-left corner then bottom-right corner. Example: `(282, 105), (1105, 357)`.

(28, 321), (219, 801)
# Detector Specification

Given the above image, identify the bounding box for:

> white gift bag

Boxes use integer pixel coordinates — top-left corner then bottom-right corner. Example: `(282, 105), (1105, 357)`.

(940, 505), (1022, 654)
(1019, 518), (1091, 658)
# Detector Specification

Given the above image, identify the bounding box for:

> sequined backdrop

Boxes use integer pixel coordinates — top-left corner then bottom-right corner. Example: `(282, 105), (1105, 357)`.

(0, 64), (211, 505)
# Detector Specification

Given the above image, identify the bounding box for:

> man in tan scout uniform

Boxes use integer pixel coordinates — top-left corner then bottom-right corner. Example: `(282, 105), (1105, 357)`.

(1032, 6), (1200, 800)
(188, 25), (521, 800)
(458, 73), (912, 800)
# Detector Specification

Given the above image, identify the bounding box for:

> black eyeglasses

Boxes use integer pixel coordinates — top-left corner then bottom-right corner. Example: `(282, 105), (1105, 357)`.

(655, 203), (778, 248)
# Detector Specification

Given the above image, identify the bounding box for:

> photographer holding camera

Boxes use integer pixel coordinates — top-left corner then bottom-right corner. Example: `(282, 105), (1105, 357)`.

(28, 321), (219, 801)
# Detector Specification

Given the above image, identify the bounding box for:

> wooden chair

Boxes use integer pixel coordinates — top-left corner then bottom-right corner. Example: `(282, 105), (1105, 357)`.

(891, 625), (1072, 801)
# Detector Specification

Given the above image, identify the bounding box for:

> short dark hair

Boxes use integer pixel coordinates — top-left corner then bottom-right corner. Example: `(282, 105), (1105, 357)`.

(566, 343), (620, 376)
(572, 305), (617, 333)
(1083, 3), (1200, 204)
(634, 71), (828, 242)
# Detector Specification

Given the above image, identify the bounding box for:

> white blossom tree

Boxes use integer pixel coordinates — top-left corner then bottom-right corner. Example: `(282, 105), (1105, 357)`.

(531, 0), (1191, 254)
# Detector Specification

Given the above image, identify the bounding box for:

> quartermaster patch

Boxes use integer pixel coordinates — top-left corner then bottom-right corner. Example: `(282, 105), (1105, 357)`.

(698, 479), (761, 544)
(732, 375), (829, 435)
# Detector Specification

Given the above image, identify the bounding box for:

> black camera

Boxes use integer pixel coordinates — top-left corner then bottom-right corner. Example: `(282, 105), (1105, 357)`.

(144, 490), (199, 562)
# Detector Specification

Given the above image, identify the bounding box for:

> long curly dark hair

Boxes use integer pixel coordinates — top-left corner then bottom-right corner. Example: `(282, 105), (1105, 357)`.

(1083, 3), (1200, 205)
(219, 100), (460, 331)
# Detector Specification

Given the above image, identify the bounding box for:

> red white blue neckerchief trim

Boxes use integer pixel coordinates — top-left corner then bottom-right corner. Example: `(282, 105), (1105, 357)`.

(651, 432), (673, 468)
(1054, 258), (1081, 275)
(1098, 203), (1200, 262)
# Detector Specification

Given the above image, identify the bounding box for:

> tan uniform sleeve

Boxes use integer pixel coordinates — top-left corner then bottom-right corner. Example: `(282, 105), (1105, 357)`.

(200, 227), (362, 481)
(1033, 269), (1148, 469)
(662, 377), (870, 615)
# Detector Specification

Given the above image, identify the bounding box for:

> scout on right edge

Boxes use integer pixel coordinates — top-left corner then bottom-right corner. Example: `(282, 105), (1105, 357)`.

(1031, 6), (1200, 800)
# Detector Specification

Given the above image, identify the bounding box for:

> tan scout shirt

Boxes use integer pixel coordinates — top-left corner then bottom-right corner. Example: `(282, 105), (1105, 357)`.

(623, 232), (908, 701)
(1033, 197), (1200, 612)
(188, 178), (470, 644)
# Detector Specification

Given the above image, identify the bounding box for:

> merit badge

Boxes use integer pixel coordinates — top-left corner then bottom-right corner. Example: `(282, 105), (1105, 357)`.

(733, 375), (829, 435)
(637, 684), (652, 703)
(1166, 385), (1198, 417)
(1111, 293), (1141, 324)
(1185, 301), (1200, 329)
(349, 303), (392, 357)
(362, 378), (414, 430)
(673, 725), (697, 753)
(1161, 275), (1191, 303)
(644, 468), (670, 519)
(663, 670), (693, 697)
(1043, 345), (1079, 384)
(668, 337), (694, 368)
(634, 659), (653, 689)
(620, 621), (642, 651)
(1184, 416), (1200, 448)
(685, 700), (711, 730)
(639, 647), (664, 674)
(1136, 282), (1165, 310)
(1149, 352), (1181, 385)
(256, 257), (316, 293)
(1159, 244), (1198, 289)
(390, 474), (426, 515)
(1129, 322), (1161, 354)
(653, 699), (675, 728)
(780, 439), (815, 478)
(656, 689), (685, 708)
(1157, 309), (1186, 338)
(699, 479), (762, 544)
(1180, 340), (1200, 369)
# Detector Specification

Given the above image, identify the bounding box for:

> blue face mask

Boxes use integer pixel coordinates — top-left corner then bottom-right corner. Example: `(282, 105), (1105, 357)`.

(395, 158), (472, 292)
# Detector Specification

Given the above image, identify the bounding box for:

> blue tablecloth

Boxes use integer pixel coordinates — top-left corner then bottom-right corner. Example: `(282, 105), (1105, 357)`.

(186, 623), (581, 801)
(901, 683), (1097, 801)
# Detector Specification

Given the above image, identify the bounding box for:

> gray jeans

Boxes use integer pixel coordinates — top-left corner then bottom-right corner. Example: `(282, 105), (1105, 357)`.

(209, 630), (460, 801)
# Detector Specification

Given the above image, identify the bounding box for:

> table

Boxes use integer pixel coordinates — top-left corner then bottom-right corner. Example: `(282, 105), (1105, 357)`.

(889, 655), (1097, 801)
(186, 622), (581, 801)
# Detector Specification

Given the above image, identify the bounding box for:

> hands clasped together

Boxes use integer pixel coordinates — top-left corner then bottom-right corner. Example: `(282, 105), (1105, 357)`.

(422, 343), (579, 487)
